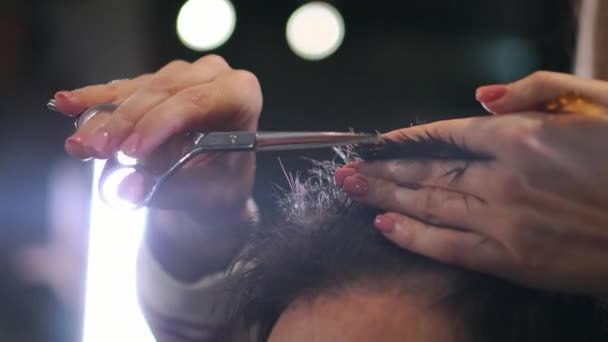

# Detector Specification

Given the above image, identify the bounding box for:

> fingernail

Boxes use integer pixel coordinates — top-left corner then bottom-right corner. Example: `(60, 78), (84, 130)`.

(374, 214), (396, 233)
(475, 84), (508, 103)
(121, 133), (141, 157)
(89, 128), (110, 155)
(335, 168), (356, 187)
(55, 91), (71, 100)
(343, 175), (368, 196)
(65, 135), (88, 159)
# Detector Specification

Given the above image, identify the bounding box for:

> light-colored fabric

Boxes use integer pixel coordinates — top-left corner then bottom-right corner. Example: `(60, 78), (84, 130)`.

(137, 241), (247, 341)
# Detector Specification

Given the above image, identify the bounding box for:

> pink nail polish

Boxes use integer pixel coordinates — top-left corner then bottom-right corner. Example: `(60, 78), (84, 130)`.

(343, 175), (368, 196)
(55, 91), (73, 102)
(121, 133), (141, 157)
(65, 136), (87, 158)
(335, 168), (356, 187)
(374, 215), (396, 233)
(475, 84), (508, 103)
(89, 128), (110, 155)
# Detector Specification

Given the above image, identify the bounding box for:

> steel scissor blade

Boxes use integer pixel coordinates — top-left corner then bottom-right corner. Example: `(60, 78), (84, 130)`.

(254, 131), (379, 151)
(193, 131), (379, 152)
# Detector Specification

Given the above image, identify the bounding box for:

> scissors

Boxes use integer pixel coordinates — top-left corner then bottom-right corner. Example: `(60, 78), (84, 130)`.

(47, 99), (379, 208)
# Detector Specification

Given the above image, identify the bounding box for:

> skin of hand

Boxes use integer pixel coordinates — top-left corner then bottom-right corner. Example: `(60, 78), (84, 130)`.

(337, 71), (608, 295)
(53, 55), (263, 281)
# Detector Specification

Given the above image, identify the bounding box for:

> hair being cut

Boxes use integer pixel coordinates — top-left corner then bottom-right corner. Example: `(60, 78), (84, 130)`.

(230, 137), (608, 342)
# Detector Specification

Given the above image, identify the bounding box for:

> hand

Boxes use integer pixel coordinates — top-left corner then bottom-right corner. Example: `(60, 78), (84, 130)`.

(53, 56), (263, 280)
(53, 55), (262, 212)
(475, 71), (608, 116)
(338, 75), (608, 295)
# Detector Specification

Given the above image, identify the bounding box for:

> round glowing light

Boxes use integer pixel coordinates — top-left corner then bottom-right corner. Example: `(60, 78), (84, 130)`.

(100, 168), (140, 211)
(176, 0), (236, 51)
(116, 151), (137, 166)
(286, 2), (345, 61)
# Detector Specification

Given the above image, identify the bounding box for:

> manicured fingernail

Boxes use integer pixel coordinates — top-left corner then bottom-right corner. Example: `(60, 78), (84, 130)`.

(55, 91), (73, 102)
(335, 168), (356, 187)
(89, 128), (110, 155)
(475, 84), (508, 103)
(343, 175), (368, 196)
(65, 135), (88, 159)
(374, 214), (396, 233)
(121, 133), (141, 157)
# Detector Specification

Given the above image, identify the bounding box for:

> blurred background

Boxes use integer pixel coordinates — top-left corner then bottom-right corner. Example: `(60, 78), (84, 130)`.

(0, 0), (577, 341)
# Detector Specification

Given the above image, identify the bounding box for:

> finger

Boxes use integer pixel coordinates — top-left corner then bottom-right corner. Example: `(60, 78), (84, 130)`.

(54, 75), (152, 115)
(381, 113), (544, 157)
(342, 173), (487, 228)
(476, 71), (608, 114)
(65, 110), (114, 159)
(85, 57), (231, 157)
(121, 70), (262, 158)
(374, 212), (505, 275)
(347, 159), (484, 191)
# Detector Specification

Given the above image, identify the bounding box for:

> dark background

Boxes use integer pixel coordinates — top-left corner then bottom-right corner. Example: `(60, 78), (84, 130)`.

(0, 0), (576, 340)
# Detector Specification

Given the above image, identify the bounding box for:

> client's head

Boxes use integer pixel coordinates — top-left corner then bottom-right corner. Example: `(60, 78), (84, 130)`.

(231, 138), (608, 342)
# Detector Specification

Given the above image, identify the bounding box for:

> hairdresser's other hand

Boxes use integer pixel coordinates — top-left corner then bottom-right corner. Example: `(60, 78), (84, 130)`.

(339, 111), (608, 295)
(475, 71), (608, 116)
(53, 56), (262, 281)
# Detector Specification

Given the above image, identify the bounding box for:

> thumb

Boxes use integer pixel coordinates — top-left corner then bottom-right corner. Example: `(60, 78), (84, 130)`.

(476, 71), (608, 115)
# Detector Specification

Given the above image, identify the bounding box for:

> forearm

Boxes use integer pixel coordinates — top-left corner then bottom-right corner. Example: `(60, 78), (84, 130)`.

(145, 199), (258, 283)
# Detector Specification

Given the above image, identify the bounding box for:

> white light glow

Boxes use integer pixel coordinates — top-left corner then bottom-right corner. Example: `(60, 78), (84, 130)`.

(176, 0), (237, 51)
(116, 151), (138, 166)
(286, 2), (345, 60)
(100, 167), (141, 211)
(82, 160), (154, 342)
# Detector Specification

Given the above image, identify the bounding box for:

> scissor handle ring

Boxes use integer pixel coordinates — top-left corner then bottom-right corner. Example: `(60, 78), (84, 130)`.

(75, 103), (118, 130)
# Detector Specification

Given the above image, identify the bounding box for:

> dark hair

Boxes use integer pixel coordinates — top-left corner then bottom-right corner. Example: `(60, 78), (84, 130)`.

(230, 136), (608, 341)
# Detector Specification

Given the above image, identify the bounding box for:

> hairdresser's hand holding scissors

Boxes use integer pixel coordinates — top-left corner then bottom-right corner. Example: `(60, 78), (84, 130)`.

(53, 56), (262, 210)
(341, 71), (608, 295)
(52, 56), (263, 280)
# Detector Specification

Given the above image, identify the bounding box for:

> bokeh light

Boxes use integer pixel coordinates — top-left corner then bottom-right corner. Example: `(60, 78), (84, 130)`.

(286, 2), (345, 61)
(176, 0), (237, 51)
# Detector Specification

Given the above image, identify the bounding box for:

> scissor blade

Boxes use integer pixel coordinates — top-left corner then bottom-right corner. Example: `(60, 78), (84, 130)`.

(255, 131), (379, 152)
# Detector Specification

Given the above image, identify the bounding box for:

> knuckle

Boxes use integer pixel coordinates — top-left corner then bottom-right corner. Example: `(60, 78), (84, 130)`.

(418, 188), (443, 224)
(165, 59), (190, 70)
(150, 74), (180, 94)
(526, 70), (555, 87)
(231, 69), (260, 90)
(139, 85), (171, 100)
(497, 118), (542, 151)
(196, 54), (229, 69)
(111, 110), (139, 130)
(188, 87), (215, 113)
(150, 60), (192, 92)
(392, 217), (416, 247)
(229, 69), (263, 114)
